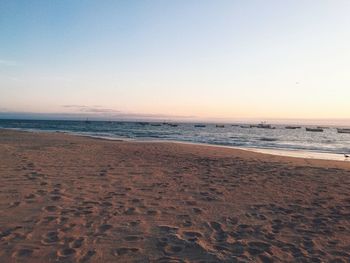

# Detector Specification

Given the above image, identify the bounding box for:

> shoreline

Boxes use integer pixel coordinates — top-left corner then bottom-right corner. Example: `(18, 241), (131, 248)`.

(1, 127), (348, 162)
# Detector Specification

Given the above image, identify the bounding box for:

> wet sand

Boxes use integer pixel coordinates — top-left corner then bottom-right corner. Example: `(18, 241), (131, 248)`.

(0, 129), (349, 262)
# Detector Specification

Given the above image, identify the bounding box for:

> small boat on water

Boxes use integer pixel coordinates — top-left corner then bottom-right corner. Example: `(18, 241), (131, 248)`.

(306, 127), (323, 132)
(251, 122), (275, 129)
(337, 128), (350, 134)
(194, 124), (206, 128)
(137, 122), (149, 125)
(163, 122), (178, 127)
(285, 126), (301, 129)
(216, 124), (225, 128)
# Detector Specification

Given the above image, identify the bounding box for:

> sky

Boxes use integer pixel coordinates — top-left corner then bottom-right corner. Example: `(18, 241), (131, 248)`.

(1, 0), (350, 123)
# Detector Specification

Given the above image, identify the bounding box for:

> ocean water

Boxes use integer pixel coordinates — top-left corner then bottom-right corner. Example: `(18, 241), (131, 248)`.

(0, 119), (349, 157)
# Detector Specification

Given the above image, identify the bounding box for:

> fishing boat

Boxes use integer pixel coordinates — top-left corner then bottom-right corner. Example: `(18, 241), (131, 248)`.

(137, 122), (149, 126)
(194, 124), (206, 128)
(216, 124), (225, 128)
(250, 122), (274, 129)
(163, 123), (178, 127)
(306, 127), (323, 132)
(337, 128), (350, 134)
(285, 126), (301, 129)
(257, 123), (273, 129)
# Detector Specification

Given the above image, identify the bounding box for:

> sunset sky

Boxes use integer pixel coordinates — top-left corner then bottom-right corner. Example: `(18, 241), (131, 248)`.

(1, 1), (350, 122)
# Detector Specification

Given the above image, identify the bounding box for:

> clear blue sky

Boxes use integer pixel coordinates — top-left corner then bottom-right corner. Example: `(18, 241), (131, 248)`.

(1, 1), (350, 122)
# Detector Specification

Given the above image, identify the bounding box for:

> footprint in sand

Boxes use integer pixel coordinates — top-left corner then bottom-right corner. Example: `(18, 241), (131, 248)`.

(99, 201), (112, 209)
(70, 237), (85, 248)
(79, 250), (96, 262)
(185, 200), (197, 206)
(182, 231), (203, 242)
(51, 195), (61, 201)
(57, 247), (76, 257)
(247, 241), (271, 256)
(163, 245), (183, 254)
(158, 225), (179, 234)
(128, 221), (141, 227)
(192, 207), (202, 214)
(224, 216), (239, 226)
(230, 242), (246, 256)
(36, 189), (47, 196)
(209, 221), (222, 231)
(176, 215), (192, 227)
(113, 247), (140, 256)
(12, 248), (34, 258)
(43, 205), (60, 212)
(41, 231), (60, 245)
(99, 169), (108, 176)
(155, 256), (186, 263)
(124, 207), (140, 215)
(146, 209), (159, 216)
(124, 235), (144, 242)
(9, 201), (21, 208)
(181, 220), (192, 227)
(98, 224), (113, 233)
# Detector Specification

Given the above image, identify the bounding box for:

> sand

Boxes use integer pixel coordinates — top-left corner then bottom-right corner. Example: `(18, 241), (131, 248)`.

(0, 129), (349, 263)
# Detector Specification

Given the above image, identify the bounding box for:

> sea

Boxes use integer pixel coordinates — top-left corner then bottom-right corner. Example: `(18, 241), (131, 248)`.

(1, 119), (349, 160)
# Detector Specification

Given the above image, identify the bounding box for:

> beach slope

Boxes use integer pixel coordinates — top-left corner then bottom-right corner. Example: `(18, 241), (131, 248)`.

(0, 130), (349, 262)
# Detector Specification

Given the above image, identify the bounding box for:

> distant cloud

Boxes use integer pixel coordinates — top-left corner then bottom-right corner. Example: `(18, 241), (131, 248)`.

(62, 105), (120, 113)
(60, 105), (195, 119)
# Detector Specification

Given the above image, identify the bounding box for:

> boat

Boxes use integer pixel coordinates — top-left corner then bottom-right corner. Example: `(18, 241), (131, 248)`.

(216, 124), (225, 128)
(337, 128), (350, 134)
(163, 123), (178, 127)
(285, 126), (301, 129)
(257, 123), (274, 129)
(306, 127), (323, 132)
(251, 122), (275, 129)
(137, 122), (149, 126)
(194, 124), (206, 128)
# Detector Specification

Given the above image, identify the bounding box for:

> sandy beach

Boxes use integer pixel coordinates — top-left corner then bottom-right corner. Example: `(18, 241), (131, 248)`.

(0, 129), (349, 262)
